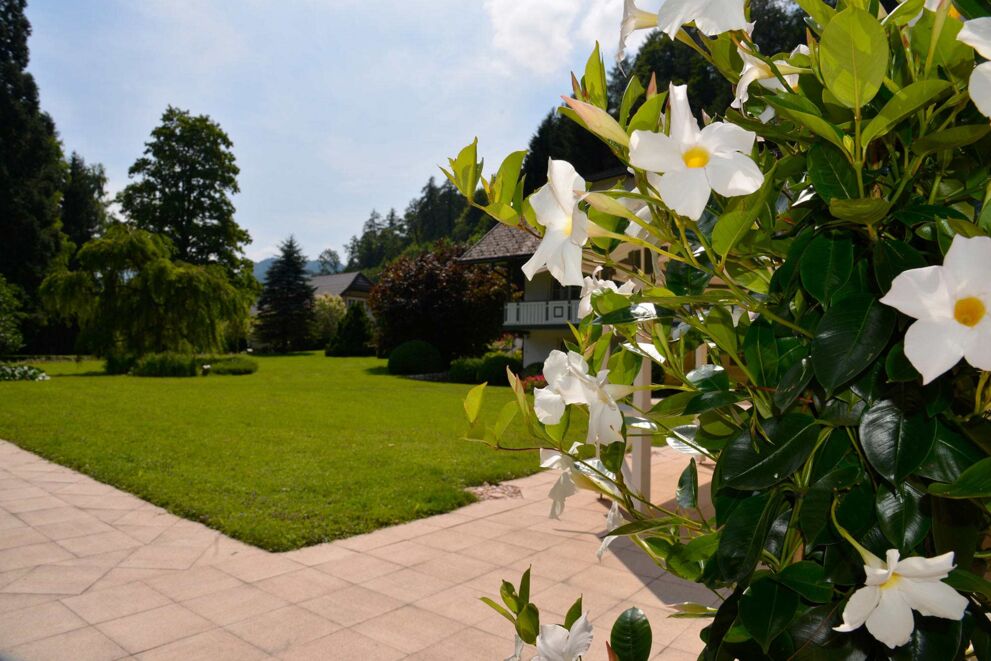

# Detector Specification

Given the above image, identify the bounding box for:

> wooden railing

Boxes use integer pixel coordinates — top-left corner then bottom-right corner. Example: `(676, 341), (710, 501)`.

(504, 300), (580, 327)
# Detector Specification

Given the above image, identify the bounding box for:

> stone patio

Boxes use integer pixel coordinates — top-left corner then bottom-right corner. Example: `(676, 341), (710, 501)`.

(0, 439), (714, 660)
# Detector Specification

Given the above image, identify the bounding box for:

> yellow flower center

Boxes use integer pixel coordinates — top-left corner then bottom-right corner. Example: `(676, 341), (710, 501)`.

(682, 146), (710, 169)
(562, 213), (573, 238)
(880, 573), (902, 590)
(949, 5), (962, 19)
(954, 296), (986, 327)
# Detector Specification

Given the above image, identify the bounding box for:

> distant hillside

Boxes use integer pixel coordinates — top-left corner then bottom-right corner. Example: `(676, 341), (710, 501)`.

(252, 258), (322, 282)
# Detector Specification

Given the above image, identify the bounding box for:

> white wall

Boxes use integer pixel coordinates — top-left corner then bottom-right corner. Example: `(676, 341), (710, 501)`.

(523, 329), (568, 367)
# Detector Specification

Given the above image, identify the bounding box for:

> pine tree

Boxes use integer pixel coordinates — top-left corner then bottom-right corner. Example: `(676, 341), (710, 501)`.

(254, 236), (315, 352)
(61, 152), (108, 256)
(325, 303), (373, 357)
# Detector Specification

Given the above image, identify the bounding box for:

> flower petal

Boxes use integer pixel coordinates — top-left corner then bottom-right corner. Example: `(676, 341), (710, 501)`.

(958, 17), (991, 59)
(667, 83), (700, 148)
(865, 588), (915, 649)
(656, 167), (711, 220)
(964, 314), (991, 371)
(564, 612), (595, 659)
(894, 551), (955, 579)
(547, 159), (585, 218)
(536, 623), (572, 660)
(699, 121), (757, 156)
(656, 0), (709, 39)
(704, 152), (764, 197)
(534, 387), (566, 424)
(834, 585), (880, 632)
(693, 0), (749, 35)
(879, 265), (954, 321)
(904, 318), (968, 385)
(943, 234), (991, 296)
(547, 472), (577, 519)
(968, 62), (991, 118)
(629, 130), (685, 173)
(521, 230), (566, 281)
(733, 64), (765, 108)
(897, 579), (969, 620)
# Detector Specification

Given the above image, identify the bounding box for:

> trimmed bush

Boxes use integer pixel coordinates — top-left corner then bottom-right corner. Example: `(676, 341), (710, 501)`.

(326, 305), (374, 356)
(105, 353), (138, 375)
(448, 356), (484, 383)
(387, 340), (445, 375)
(207, 356), (258, 376)
(132, 352), (198, 377)
(476, 352), (522, 386)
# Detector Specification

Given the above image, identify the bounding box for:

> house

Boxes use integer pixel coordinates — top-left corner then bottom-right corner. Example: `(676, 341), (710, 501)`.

(460, 222), (655, 367)
(309, 271), (374, 310)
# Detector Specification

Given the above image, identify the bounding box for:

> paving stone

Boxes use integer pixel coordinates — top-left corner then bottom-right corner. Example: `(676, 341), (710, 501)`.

(299, 585), (403, 627)
(253, 567), (349, 603)
(0, 542), (74, 571)
(136, 628), (269, 661)
(0, 600), (87, 648)
(146, 566), (243, 602)
(312, 553), (401, 584)
(63, 581), (173, 623)
(9, 624), (129, 661)
(225, 604), (339, 654)
(96, 603), (213, 654)
(2, 564), (107, 595)
(214, 552), (302, 583)
(182, 583), (288, 626)
(279, 628), (405, 661)
(353, 605), (465, 653)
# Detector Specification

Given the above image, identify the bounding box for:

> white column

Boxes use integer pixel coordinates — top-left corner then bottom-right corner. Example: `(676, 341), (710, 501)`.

(630, 357), (652, 511)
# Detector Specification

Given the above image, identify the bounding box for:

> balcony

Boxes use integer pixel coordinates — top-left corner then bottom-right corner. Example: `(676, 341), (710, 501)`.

(504, 300), (580, 328)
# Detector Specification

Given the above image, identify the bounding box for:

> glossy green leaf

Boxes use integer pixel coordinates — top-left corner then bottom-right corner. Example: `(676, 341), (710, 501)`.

(778, 562), (833, 603)
(764, 94), (848, 152)
(819, 8), (888, 109)
(627, 92), (667, 134)
(794, 0), (835, 26)
(884, 0), (924, 25)
(500, 580), (520, 614)
(862, 80), (951, 146)
(800, 233), (854, 305)
(812, 293), (896, 395)
(874, 239), (927, 293)
(582, 42), (608, 110)
(807, 143), (858, 202)
(859, 399), (937, 483)
(480, 597), (515, 624)
(464, 383), (486, 424)
(686, 365), (730, 392)
(917, 422), (985, 483)
(829, 197), (892, 225)
(515, 603), (539, 644)
(564, 596), (583, 630)
(610, 607), (652, 661)
(946, 568), (991, 600)
(705, 306), (738, 353)
(876, 482), (930, 551)
(619, 75), (645, 129)
(677, 458), (698, 509)
(884, 343), (920, 382)
(774, 357), (813, 412)
(929, 457), (991, 498)
(721, 414), (820, 490)
(491, 150), (526, 205)
(743, 319), (780, 387)
(684, 390), (743, 414)
(716, 491), (780, 582)
(740, 578), (799, 652)
(912, 124), (991, 155)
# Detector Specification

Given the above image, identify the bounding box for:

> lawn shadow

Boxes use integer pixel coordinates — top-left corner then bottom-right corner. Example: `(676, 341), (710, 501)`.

(55, 371), (111, 378)
(364, 366), (390, 376)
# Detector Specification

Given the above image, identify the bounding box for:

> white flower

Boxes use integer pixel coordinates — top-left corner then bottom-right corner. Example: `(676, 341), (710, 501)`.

(879, 235), (991, 384)
(596, 501), (624, 560)
(958, 18), (991, 118)
(834, 549), (967, 649)
(585, 369), (634, 446)
(732, 44), (807, 109)
(540, 448), (580, 519)
(578, 267), (638, 318)
(522, 159), (588, 287)
(629, 84), (763, 220)
(506, 634), (524, 661)
(655, 0), (749, 40)
(539, 444), (627, 518)
(535, 612), (594, 661)
(619, 0), (658, 62)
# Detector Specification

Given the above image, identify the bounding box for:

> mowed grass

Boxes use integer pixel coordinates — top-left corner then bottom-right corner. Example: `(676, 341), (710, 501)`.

(0, 353), (541, 551)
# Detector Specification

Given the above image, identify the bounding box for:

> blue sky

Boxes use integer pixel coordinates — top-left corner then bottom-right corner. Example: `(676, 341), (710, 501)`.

(26, 0), (648, 263)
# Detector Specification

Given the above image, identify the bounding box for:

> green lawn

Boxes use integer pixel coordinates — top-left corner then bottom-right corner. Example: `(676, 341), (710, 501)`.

(0, 353), (540, 551)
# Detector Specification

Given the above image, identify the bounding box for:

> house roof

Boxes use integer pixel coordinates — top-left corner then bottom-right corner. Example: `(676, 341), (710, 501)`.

(458, 223), (541, 263)
(310, 271), (373, 297)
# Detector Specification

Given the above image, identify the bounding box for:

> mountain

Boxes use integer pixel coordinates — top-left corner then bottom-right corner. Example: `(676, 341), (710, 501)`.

(252, 258), (322, 283)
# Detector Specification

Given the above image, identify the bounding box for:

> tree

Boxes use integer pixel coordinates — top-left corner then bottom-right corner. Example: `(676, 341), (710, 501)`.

(369, 243), (508, 361)
(118, 106), (250, 280)
(254, 236), (315, 352)
(311, 293), (346, 346)
(0, 0), (67, 297)
(0, 275), (24, 355)
(40, 224), (246, 356)
(325, 303), (373, 357)
(61, 152), (108, 255)
(316, 248), (342, 275)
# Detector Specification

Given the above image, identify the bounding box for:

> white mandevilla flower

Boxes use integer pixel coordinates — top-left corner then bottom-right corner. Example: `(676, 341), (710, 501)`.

(539, 444), (627, 519)
(879, 235), (991, 384)
(522, 159), (588, 287)
(957, 17), (991, 118)
(596, 501), (623, 560)
(732, 44), (807, 110)
(534, 612), (594, 661)
(630, 84), (764, 220)
(539, 447), (579, 519)
(834, 549), (968, 649)
(619, 0), (658, 62)
(578, 267), (637, 318)
(655, 0), (749, 39)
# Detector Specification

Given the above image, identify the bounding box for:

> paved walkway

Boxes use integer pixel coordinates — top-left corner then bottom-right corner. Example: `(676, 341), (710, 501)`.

(0, 440), (714, 660)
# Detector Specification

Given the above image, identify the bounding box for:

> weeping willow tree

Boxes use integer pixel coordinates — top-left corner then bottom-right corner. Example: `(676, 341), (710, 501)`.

(40, 224), (249, 356)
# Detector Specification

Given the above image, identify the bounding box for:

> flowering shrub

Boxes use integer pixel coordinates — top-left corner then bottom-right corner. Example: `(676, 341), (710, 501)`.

(448, 0), (991, 658)
(0, 364), (49, 381)
(521, 374), (548, 393)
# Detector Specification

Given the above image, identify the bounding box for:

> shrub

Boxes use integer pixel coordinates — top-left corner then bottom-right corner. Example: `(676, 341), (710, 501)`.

(0, 275), (24, 356)
(311, 293), (346, 347)
(0, 365), (49, 381)
(476, 352), (522, 386)
(387, 340), (445, 375)
(521, 362), (544, 378)
(520, 374), (547, 393)
(207, 356), (258, 375)
(132, 352), (198, 377)
(325, 304), (373, 356)
(448, 356), (485, 383)
(104, 353), (138, 375)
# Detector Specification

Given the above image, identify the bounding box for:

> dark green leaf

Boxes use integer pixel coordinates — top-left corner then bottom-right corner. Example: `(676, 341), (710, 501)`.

(778, 562), (833, 603)
(744, 319), (780, 387)
(518, 566), (531, 605)
(829, 197), (892, 225)
(515, 603), (539, 644)
(890, 616), (964, 661)
(862, 80), (951, 146)
(917, 422), (985, 483)
(929, 457), (991, 498)
(859, 399), (937, 483)
(874, 239), (927, 293)
(500, 580), (520, 614)
(807, 144), (858, 202)
(601, 440), (627, 474)
(765, 94), (848, 152)
(774, 357), (813, 412)
(885, 342), (920, 382)
(684, 390), (743, 414)
(800, 233), (854, 305)
(945, 568), (991, 600)
(715, 491), (781, 583)
(876, 482), (930, 552)
(564, 596), (583, 630)
(705, 306), (738, 353)
(677, 458), (698, 509)
(812, 293), (896, 395)
(740, 578), (799, 652)
(912, 124), (991, 155)
(687, 365), (730, 392)
(720, 414), (820, 490)
(610, 607), (652, 661)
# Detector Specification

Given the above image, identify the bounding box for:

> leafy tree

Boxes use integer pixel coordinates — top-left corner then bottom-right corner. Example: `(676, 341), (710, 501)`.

(316, 248), (342, 275)
(369, 243), (508, 361)
(0, 0), (67, 297)
(311, 293), (346, 346)
(0, 275), (24, 355)
(118, 106), (251, 280)
(325, 303), (373, 357)
(40, 224), (246, 356)
(61, 152), (108, 255)
(254, 236), (315, 352)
